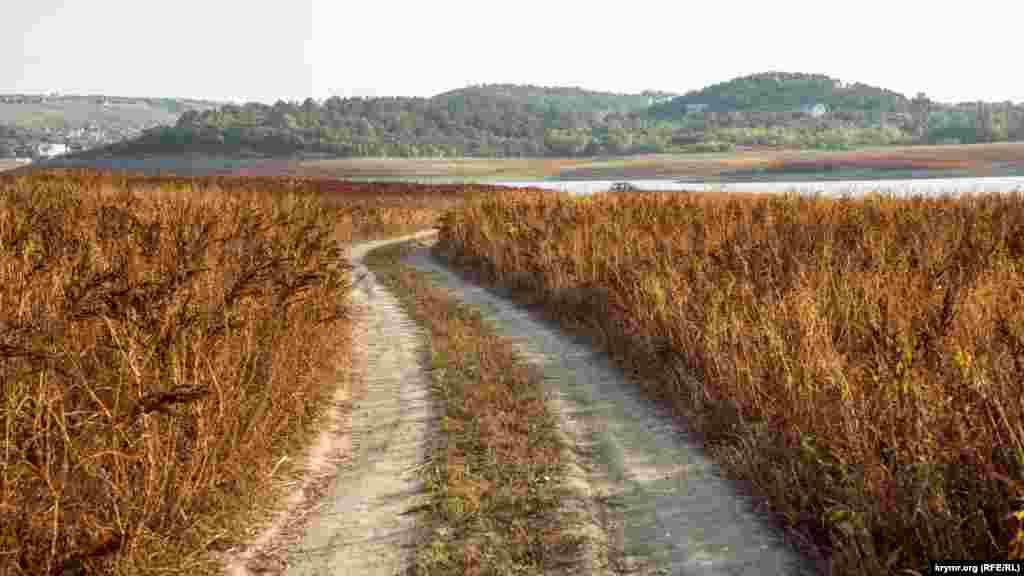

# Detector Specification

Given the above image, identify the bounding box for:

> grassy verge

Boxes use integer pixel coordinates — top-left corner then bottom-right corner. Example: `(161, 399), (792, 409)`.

(0, 169), (495, 575)
(435, 188), (1024, 575)
(364, 240), (585, 575)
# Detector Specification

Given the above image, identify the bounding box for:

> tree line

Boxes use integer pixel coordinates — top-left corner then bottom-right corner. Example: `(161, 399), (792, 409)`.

(98, 79), (1024, 159)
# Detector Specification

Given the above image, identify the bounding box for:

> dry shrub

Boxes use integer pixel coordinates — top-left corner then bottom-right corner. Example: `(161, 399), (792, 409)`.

(437, 187), (1024, 574)
(18, 168), (492, 243)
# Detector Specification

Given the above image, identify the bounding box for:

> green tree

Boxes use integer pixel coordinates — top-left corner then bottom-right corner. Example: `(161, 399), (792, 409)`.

(909, 92), (932, 143)
(544, 129), (589, 155)
(976, 102), (995, 143)
(607, 127), (633, 153)
(1010, 106), (1024, 141)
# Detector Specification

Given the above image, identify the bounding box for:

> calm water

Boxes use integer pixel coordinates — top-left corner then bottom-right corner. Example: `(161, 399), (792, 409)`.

(490, 176), (1024, 198)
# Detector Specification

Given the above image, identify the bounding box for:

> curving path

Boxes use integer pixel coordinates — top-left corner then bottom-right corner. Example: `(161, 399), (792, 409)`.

(223, 228), (819, 576)
(403, 232), (819, 576)
(222, 231), (436, 576)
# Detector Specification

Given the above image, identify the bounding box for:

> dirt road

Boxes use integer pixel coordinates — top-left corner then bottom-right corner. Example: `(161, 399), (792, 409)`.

(222, 231), (436, 576)
(403, 234), (818, 576)
(222, 229), (818, 575)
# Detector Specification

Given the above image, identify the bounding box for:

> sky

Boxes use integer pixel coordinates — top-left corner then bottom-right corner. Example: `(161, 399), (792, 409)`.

(6, 0), (1022, 105)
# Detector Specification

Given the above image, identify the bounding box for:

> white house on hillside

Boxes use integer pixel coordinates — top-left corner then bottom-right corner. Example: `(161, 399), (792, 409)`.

(802, 103), (829, 118)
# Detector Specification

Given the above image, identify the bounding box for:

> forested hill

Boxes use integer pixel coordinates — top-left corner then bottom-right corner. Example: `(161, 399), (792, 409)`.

(647, 72), (911, 116)
(66, 77), (1024, 159)
(80, 84), (681, 158)
(432, 84), (676, 117)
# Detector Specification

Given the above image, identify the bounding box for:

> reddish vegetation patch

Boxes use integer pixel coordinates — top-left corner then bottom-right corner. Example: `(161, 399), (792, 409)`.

(563, 143), (1024, 180)
(773, 151), (1019, 172)
(759, 144), (1024, 175)
(225, 158), (302, 178)
(764, 156), (977, 173)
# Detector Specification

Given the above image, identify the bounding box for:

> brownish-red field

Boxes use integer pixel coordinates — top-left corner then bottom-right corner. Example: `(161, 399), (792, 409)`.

(279, 142), (1024, 181)
(11, 141), (1024, 182)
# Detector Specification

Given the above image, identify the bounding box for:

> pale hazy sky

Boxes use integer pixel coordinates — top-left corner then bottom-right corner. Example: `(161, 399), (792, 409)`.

(6, 0), (1022, 105)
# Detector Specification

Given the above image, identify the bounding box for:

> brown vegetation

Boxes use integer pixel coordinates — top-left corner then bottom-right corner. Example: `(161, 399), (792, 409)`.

(558, 142), (1024, 180)
(751, 144), (1024, 177)
(265, 142), (1024, 183)
(436, 188), (1024, 574)
(364, 240), (584, 575)
(294, 156), (592, 181)
(0, 169), (491, 575)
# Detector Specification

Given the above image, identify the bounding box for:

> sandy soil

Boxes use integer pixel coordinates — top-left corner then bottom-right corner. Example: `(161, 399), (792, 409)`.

(218, 231), (436, 576)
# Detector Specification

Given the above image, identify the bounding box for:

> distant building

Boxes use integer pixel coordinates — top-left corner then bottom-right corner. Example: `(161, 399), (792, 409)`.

(686, 103), (709, 114)
(801, 103), (829, 117)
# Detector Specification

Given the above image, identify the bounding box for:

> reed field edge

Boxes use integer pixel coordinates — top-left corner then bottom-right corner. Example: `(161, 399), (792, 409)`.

(435, 187), (1024, 574)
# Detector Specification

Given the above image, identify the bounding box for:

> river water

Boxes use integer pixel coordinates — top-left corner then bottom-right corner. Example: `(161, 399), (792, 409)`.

(490, 176), (1024, 197)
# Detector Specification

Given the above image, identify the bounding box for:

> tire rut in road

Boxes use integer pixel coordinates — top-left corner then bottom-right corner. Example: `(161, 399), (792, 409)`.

(403, 235), (818, 576)
(222, 232), (436, 576)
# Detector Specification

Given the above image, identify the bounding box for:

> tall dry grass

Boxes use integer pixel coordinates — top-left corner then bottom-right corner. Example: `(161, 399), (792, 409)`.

(0, 168), (501, 574)
(15, 168), (490, 242)
(436, 188), (1024, 574)
(0, 170), (354, 575)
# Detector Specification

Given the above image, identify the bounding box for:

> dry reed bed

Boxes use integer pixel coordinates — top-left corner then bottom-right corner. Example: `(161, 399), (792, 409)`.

(17, 168), (497, 243)
(761, 157), (976, 172)
(555, 142), (1024, 180)
(0, 170), (492, 575)
(755, 152), (1024, 177)
(436, 188), (1024, 574)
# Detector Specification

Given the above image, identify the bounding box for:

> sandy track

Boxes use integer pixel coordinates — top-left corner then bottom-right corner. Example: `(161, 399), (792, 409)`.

(220, 227), (818, 576)
(221, 231), (436, 576)
(403, 234), (818, 576)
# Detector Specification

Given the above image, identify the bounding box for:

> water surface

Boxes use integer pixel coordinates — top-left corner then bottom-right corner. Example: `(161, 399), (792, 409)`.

(491, 176), (1024, 197)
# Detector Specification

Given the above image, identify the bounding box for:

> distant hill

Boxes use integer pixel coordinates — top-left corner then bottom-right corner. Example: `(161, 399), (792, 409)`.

(647, 72), (911, 117)
(35, 77), (1024, 162)
(433, 84), (676, 118)
(58, 84), (681, 160)
(0, 94), (225, 158)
